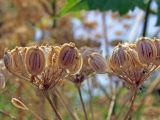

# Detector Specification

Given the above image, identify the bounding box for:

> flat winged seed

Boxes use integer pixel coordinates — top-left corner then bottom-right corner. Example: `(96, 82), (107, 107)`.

(109, 44), (131, 70)
(11, 98), (28, 110)
(3, 52), (13, 72)
(0, 73), (5, 89)
(67, 53), (83, 75)
(10, 48), (24, 72)
(88, 53), (107, 74)
(47, 46), (60, 67)
(136, 37), (157, 64)
(153, 39), (160, 65)
(25, 47), (45, 76)
(58, 43), (78, 69)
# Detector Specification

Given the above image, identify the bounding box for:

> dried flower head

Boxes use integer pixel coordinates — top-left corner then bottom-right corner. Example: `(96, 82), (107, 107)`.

(11, 98), (29, 110)
(88, 52), (107, 74)
(25, 47), (45, 76)
(58, 43), (79, 69)
(3, 52), (13, 72)
(136, 37), (157, 64)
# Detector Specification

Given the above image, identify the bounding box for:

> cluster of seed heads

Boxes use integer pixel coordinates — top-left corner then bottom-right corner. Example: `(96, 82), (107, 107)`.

(3, 43), (107, 89)
(109, 37), (160, 88)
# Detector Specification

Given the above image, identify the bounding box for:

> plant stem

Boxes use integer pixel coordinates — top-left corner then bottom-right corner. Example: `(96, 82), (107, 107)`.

(106, 93), (116, 120)
(54, 88), (79, 120)
(0, 109), (17, 120)
(87, 79), (94, 120)
(77, 86), (88, 120)
(142, 0), (152, 36)
(123, 88), (138, 120)
(43, 91), (63, 120)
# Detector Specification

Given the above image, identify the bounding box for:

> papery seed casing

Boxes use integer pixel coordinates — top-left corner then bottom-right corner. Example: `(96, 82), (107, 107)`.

(25, 47), (45, 75)
(47, 46), (60, 67)
(136, 37), (157, 64)
(67, 53), (83, 75)
(10, 48), (24, 72)
(88, 52), (107, 74)
(3, 52), (13, 72)
(58, 43), (79, 69)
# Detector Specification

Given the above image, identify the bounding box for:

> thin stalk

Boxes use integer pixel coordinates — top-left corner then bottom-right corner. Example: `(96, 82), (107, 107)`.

(142, 0), (152, 36)
(87, 79), (94, 120)
(0, 109), (17, 120)
(77, 86), (88, 120)
(29, 109), (43, 120)
(54, 88), (79, 120)
(123, 88), (138, 120)
(106, 95), (116, 120)
(43, 91), (63, 120)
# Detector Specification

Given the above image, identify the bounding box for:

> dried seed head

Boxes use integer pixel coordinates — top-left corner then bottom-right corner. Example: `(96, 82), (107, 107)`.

(25, 47), (45, 76)
(58, 43), (79, 69)
(153, 39), (160, 65)
(67, 53), (83, 75)
(109, 44), (131, 71)
(136, 37), (157, 64)
(0, 73), (5, 89)
(11, 98), (28, 110)
(47, 46), (60, 67)
(88, 52), (107, 74)
(3, 52), (13, 72)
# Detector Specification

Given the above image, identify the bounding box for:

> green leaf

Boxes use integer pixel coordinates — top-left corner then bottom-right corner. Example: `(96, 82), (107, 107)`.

(59, 0), (147, 16)
(59, 0), (88, 16)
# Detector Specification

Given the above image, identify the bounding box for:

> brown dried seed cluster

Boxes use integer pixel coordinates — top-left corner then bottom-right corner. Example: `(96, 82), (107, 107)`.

(109, 37), (160, 88)
(3, 43), (83, 90)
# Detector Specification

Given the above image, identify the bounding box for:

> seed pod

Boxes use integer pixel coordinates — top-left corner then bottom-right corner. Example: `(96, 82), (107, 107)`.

(109, 44), (131, 71)
(127, 47), (144, 68)
(88, 52), (107, 74)
(0, 73), (5, 89)
(136, 37), (157, 64)
(153, 39), (160, 65)
(58, 43), (79, 69)
(47, 46), (60, 67)
(3, 52), (13, 72)
(25, 47), (45, 76)
(10, 48), (24, 72)
(67, 53), (83, 75)
(11, 98), (28, 110)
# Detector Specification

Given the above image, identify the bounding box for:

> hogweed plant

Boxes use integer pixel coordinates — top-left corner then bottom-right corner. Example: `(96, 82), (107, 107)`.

(3, 37), (160, 120)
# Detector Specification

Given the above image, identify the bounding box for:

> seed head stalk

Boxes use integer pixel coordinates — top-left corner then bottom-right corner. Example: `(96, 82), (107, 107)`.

(123, 86), (138, 120)
(43, 91), (63, 120)
(77, 86), (88, 120)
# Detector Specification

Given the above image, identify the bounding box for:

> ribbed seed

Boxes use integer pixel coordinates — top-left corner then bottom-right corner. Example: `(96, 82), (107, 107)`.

(109, 44), (131, 71)
(47, 46), (60, 67)
(136, 37), (157, 64)
(58, 43), (79, 69)
(88, 52), (107, 74)
(25, 47), (45, 76)
(3, 52), (13, 72)
(67, 53), (83, 75)
(154, 39), (160, 65)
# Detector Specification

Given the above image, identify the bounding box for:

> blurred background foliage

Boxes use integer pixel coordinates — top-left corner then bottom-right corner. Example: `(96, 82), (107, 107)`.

(0, 0), (160, 120)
